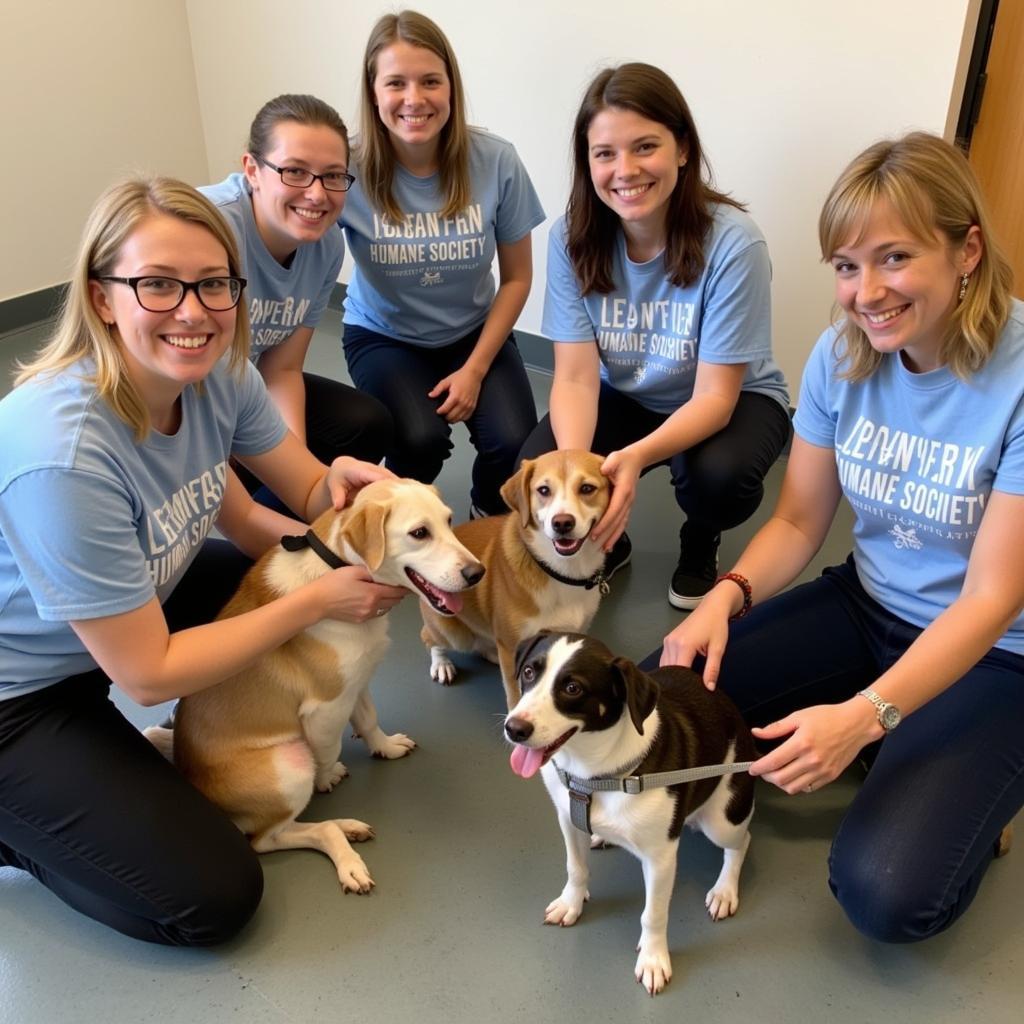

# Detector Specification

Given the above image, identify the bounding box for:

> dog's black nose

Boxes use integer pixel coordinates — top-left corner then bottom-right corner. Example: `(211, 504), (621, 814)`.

(551, 513), (575, 536)
(461, 562), (486, 585)
(504, 716), (533, 743)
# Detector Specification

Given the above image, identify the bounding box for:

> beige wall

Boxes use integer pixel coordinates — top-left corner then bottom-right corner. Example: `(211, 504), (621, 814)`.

(0, 0), (208, 303)
(3, 0), (976, 398)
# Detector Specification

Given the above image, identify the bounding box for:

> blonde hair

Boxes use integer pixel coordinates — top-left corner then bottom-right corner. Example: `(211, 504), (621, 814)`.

(819, 131), (1014, 381)
(357, 9), (470, 223)
(16, 177), (250, 440)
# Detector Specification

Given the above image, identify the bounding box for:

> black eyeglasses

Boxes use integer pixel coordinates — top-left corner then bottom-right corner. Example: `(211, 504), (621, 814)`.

(257, 157), (355, 193)
(93, 276), (247, 312)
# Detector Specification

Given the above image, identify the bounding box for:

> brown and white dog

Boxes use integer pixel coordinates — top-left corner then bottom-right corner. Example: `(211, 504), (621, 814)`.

(146, 478), (483, 893)
(504, 631), (755, 995)
(419, 450), (612, 708)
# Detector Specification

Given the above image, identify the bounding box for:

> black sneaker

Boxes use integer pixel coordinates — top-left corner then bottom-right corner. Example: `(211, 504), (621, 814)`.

(668, 523), (720, 609)
(603, 533), (632, 580)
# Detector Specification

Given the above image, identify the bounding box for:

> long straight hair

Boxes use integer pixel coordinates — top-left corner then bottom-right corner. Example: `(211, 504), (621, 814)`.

(16, 178), (249, 440)
(357, 9), (470, 223)
(567, 63), (743, 295)
(819, 132), (1014, 380)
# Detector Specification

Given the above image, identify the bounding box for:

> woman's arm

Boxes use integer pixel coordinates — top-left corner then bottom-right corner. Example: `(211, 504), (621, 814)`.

(592, 360), (748, 548)
(548, 340), (602, 450)
(429, 234), (533, 423)
(661, 436), (843, 678)
(750, 488), (1024, 794)
(254, 326), (314, 444)
(215, 466), (306, 558)
(69, 558), (405, 706)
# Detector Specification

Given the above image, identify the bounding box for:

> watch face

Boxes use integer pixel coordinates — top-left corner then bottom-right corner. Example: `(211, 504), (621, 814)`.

(881, 704), (901, 730)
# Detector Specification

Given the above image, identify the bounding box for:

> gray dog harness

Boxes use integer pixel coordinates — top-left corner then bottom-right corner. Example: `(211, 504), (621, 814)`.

(555, 761), (756, 834)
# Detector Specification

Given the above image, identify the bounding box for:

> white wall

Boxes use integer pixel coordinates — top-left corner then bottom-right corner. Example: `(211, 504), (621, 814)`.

(0, 1), (208, 304)
(185, 0), (974, 395)
(3, 0), (974, 398)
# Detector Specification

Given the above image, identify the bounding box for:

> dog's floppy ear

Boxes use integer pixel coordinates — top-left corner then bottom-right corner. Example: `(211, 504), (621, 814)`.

(339, 501), (389, 572)
(611, 656), (660, 735)
(500, 459), (536, 528)
(514, 630), (551, 680)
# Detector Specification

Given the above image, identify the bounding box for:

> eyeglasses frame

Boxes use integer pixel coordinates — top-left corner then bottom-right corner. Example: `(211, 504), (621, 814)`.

(91, 275), (248, 313)
(256, 156), (356, 193)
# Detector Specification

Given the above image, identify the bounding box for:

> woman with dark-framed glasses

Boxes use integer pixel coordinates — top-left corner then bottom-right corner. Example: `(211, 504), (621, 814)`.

(0, 177), (406, 945)
(201, 94), (393, 500)
(341, 10), (544, 518)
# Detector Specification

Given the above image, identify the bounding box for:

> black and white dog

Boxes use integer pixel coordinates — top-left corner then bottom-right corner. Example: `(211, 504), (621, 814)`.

(504, 631), (756, 995)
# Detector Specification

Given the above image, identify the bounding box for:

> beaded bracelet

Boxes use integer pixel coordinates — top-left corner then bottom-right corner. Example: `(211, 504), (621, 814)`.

(715, 572), (752, 620)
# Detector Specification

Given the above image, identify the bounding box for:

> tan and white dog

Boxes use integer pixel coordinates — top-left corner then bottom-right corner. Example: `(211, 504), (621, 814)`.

(419, 450), (612, 708)
(146, 478), (483, 893)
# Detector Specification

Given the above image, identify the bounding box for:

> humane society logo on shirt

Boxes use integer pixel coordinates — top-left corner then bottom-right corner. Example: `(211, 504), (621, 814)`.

(249, 296), (311, 352)
(144, 460), (228, 586)
(366, 204), (487, 283)
(596, 296), (698, 370)
(836, 415), (987, 546)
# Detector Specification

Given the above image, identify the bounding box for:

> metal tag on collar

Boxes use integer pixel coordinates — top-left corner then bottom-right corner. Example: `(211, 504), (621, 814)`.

(596, 572), (610, 596)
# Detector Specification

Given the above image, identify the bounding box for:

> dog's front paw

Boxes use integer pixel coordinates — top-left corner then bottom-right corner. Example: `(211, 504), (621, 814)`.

(634, 942), (672, 996)
(429, 647), (457, 685)
(705, 880), (740, 921)
(315, 761), (349, 792)
(544, 887), (589, 927)
(334, 817), (375, 842)
(371, 732), (417, 759)
(336, 851), (375, 894)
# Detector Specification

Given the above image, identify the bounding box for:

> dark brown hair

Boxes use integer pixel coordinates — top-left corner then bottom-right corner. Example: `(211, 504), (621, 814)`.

(567, 63), (743, 295)
(247, 94), (349, 161)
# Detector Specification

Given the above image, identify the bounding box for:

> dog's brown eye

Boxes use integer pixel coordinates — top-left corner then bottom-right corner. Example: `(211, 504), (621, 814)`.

(536, 484), (550, 497)
(522, 665), (535, 683)
(409, 527), (430, 540)
(563, 680), (583, 697)
(579, 483), (596, 495)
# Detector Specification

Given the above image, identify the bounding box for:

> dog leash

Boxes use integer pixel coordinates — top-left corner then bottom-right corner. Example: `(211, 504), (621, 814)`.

(281, 530), (348, 570)
(554, 760), (756, 834)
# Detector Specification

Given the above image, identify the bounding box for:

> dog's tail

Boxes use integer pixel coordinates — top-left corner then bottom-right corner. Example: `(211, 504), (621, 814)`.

(143, 725), (174, 762)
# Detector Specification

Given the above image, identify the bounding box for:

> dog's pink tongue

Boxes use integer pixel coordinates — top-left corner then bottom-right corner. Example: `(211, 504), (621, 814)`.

(510, 744), (546, 779)
(418, 577), (463, 615)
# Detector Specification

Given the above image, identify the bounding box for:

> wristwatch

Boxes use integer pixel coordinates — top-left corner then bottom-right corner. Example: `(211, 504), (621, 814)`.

(857, 688), (902, 732)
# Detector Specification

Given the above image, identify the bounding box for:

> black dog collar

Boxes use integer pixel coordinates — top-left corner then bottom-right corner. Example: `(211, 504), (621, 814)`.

(528, 551), (611, 595)
(281, 529), (348, 570)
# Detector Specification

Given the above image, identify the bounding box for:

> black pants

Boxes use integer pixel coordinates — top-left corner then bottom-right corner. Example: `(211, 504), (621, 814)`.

(343, 324), (538, 515)
(0, 541), (262, 945)
(519, 383), (791, 532)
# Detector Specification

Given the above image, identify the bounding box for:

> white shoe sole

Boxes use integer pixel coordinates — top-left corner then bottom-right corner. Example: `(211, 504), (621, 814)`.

(667, 587), (706, 610)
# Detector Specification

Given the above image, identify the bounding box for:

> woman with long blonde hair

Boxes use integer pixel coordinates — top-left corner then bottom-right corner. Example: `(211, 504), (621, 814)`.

(0, 178), (405, 944)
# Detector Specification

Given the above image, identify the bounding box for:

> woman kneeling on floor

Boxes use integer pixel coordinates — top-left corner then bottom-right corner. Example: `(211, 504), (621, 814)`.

(649, 131), (1022, 942)
(0, 178), (406, 945)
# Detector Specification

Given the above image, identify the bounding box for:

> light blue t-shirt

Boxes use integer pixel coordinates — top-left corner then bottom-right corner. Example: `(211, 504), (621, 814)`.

(341, 128), (545, 347)
(200, 173), (345, 362)
(541, 206), (789, 415)
(794, 299), (1024, 652)
(0, 358), (287, 697)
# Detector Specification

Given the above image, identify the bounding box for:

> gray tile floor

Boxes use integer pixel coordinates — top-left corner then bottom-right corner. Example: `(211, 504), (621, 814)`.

(1, 311), (1021, 1023)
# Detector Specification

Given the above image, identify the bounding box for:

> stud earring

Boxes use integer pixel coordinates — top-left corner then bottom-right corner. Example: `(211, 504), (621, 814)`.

(958, 273), (970, 302)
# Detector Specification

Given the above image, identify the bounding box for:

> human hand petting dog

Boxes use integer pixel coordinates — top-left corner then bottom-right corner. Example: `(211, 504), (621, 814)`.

(324, 456), (396, 511)
(591, 446), (643, 550)
(429, 363), (483, 423)
(314, 565), (407, 623)
(659, 582), (737, 685)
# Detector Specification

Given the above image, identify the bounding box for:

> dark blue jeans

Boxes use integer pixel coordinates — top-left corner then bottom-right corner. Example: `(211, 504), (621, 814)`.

(642, 556), (1024, 942)
(0, 541), (262, 945)
(519, 383), (791, 532)
(343, 323), (538, 515)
